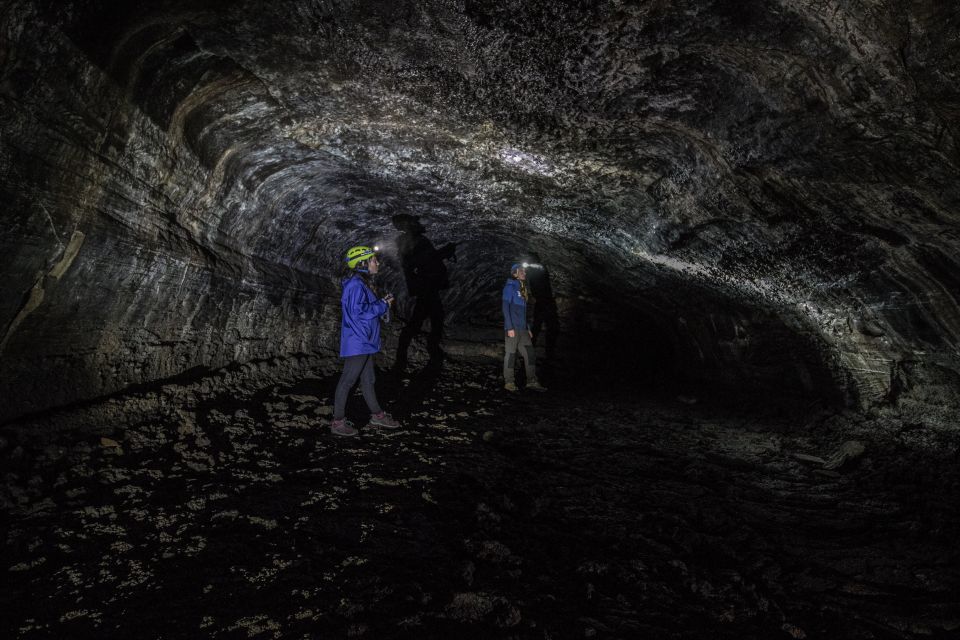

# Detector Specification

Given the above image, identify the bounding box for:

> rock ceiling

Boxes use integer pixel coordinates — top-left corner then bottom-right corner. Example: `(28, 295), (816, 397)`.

(1, 0), (958, 419)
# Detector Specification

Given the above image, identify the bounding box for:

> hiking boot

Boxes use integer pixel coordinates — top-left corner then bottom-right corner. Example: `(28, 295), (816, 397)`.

(504, 382), (518, 392)
(527, 380), (548, 392)
(330, 418), (358, 437)
(369, 411), (401, 429)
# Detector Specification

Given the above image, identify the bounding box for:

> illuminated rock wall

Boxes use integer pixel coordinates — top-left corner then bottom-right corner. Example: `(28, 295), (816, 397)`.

(2, 0), (958, 420)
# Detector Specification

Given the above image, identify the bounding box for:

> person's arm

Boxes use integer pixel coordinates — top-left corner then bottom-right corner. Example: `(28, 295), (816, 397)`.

(502, 285), (516, 336)
(344, 281), (389, 321)
(438, 242), (457, 261)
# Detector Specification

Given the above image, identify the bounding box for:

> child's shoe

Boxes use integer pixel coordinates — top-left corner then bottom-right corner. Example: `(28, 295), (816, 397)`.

(369, 411), (401, 429)
(330, 418), (358, 437)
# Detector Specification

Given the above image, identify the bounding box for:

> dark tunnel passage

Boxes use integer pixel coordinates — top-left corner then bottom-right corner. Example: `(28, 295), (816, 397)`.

(2, 0), (960, 638)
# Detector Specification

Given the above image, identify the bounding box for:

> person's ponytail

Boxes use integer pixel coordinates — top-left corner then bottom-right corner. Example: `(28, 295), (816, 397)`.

(357, 265), (378, 296)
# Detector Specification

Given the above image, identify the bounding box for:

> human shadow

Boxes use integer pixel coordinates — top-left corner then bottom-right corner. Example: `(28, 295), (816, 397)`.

(391, 213), (457, 373)
(384, 357), (444, 419)
(522, 252), (558, 365)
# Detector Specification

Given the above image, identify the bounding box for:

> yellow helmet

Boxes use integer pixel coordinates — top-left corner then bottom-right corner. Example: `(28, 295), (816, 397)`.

(345, 245), (376, 269)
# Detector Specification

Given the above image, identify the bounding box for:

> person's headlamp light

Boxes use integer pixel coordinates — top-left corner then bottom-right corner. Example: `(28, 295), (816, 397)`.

(521, 262), (543, 269)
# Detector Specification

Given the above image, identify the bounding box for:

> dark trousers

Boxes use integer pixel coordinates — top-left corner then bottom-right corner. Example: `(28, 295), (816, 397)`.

(397, 292), (444, 363)
(334, 354), (382, 419)
(504, 331), (537, 384)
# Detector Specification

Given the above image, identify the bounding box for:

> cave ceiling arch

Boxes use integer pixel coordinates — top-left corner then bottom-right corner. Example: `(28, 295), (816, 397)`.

(1, 0), (959, 418)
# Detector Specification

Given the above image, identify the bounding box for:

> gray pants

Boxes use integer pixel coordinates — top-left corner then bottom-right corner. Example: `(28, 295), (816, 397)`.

(504, 331), (537, 384)
(334, 354), (382, 419)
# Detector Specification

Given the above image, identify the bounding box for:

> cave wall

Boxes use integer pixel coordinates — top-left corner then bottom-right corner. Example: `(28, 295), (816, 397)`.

(0, 3), (337, 421)
(2, 0), (959, 422)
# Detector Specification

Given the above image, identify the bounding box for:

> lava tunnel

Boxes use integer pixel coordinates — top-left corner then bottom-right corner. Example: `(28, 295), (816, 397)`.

(1, 0), (959, 638)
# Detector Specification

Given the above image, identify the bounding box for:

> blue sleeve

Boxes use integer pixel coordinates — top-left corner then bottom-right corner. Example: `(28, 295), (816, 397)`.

(502, 285), (515, 329)
(343, 281), (388, 322)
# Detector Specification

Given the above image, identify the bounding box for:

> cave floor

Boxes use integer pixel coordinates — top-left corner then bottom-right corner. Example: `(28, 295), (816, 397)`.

(2, 357), (959, 639)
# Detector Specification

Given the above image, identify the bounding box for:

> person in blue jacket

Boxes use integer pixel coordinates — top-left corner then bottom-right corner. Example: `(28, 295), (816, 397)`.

(502, 263), (547, 392)
(331, 245), (402, 436)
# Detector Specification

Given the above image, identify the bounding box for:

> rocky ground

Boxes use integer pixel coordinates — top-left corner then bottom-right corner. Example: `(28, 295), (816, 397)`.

(2, 354), (959, 639)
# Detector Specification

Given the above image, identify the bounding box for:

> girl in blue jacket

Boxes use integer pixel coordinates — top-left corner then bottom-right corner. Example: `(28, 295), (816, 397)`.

(331, 245), (401, 436)
(502, 263), (547, 392)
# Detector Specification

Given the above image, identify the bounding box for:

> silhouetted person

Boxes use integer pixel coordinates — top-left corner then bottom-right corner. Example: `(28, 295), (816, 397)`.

(523, 252), (558, 363)
(392, 214), (457, 370)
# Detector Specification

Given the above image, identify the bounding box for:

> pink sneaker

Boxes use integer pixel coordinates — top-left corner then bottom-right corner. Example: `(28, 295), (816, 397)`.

(369, 411), (401, 429)
(330, 418), (358, 437)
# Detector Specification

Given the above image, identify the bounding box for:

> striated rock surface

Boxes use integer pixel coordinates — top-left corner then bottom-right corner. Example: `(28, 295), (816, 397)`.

(1, 0), (959, 421)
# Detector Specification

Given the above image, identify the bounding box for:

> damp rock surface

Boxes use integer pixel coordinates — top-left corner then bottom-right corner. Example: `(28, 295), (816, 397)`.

(2, 2), (959, 634)
(3, 358), (958, 639)
(1, 0), (960, 420)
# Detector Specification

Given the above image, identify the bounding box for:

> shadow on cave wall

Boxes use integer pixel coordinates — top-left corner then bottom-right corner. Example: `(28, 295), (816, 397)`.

(550, 282), (849, 418)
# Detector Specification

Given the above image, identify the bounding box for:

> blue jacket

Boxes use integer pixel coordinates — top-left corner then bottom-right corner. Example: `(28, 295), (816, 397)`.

(340, 275), (389, 357)
(502, 278), (528, 331)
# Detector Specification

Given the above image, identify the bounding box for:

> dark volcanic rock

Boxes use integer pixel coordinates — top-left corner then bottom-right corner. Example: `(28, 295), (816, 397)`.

(2, 4), (960, 635)
(2, 1), (960, 420)
(1, 359), (958, 638)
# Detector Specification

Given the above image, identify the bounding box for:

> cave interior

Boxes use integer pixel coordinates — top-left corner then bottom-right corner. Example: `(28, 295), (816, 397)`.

(1, 1), (959, 638)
